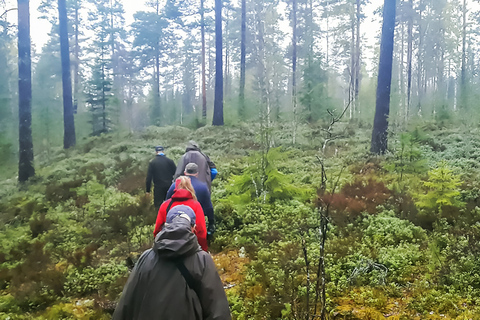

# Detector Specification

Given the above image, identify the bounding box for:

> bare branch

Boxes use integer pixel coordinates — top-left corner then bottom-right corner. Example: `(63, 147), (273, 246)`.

(0, 8), (17, 19)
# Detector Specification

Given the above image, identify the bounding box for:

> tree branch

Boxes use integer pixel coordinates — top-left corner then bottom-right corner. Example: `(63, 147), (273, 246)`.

(0, 8), (17, 19)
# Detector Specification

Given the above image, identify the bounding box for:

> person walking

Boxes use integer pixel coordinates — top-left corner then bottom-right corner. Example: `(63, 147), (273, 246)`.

(154, 176), (208, 251)
(167, 163), (216, 238)
(113, 205), (232, 320)
(174, 140), (217, 192)
(146, 146), (177, 211)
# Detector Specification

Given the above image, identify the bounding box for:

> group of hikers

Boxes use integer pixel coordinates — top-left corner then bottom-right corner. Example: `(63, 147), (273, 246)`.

(113, 141), (232, 320)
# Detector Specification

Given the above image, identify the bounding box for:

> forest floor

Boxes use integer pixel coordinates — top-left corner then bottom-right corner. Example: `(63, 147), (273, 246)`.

(2, 121), (480, 319)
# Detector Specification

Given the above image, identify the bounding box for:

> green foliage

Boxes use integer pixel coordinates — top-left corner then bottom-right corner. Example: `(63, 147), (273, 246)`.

(225, 148), (313, 204)
(385, 131), (428, 185)
(362, 211), (426, 247)
(300, 57), (330, 123)
(414, 161), (464, 214)
(4, 123), (480, 319)
(64, 262), (128, 298)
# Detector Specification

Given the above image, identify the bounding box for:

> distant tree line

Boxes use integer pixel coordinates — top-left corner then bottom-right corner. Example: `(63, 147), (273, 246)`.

(1, 0), (480, 180)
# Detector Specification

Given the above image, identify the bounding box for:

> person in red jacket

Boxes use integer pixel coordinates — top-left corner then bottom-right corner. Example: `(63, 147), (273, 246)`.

(154, 176), (208, 251)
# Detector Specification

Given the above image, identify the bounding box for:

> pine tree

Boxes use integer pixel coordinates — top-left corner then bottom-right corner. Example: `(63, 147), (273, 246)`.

(17, 0), (35, 182)
(131, 6), (175, 125)
(58, 0), (76, 148)
(212, 0), (224, 126)
(371, 0), (396, 154)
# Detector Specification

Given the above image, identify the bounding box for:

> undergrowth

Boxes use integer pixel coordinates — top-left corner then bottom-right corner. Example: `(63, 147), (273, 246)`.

(2, 122), (480, 319)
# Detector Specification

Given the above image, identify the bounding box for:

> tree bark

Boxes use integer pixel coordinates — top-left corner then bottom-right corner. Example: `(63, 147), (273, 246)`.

(73, 0), (80, 114)
(417, 1), (423, 113)
(58, 0), (76, 148)
(355, 0), (361, 109)
(239, 0), (246, 117)
(349, 4), (355, 117)
(212, 0), (223, 125)
(460, 0), (467, 109)
(292, 0), (297, 144)
(371, 0), (396, 154)
(17, 0), (35, 182)
(201, 0), (207, 119)
(406, 0), (412, 119)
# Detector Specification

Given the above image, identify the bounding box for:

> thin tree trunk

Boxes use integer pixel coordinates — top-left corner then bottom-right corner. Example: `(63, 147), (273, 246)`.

(212, 0), (224, 125)
(239, 0), (246, 117)
(349, 4), (355, 118)
(400, 13), (405, 122)
(371, 0), (396, 154)
(58, 0), (76, 148)
(417, 1), (423, 113)
(18, 0), (35, 182)
(460, 0), (467, 109)
(355, 0), (361, 113)
(224, 8), (230, 98)
(201, 0), (207, 119)
(406, 0), (412, 120)
(73, 0), (80, 114)
(155, 0), (161, 123)
(292, 0), (297, 144)
(102, 50), (107, 133)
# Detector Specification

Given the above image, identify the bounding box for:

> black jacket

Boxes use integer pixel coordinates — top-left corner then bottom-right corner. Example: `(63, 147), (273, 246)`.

(112, 219), (232, 320)
(146, 154), (177, 192)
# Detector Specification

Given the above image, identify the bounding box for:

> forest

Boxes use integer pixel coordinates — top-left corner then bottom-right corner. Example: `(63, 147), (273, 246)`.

(2, 0), (480, 318)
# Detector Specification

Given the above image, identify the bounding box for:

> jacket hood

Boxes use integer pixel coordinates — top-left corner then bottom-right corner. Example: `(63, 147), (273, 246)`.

(154, 219), (201, 259)
(171, 188), (194, 200)
(186, 140), (200, 152)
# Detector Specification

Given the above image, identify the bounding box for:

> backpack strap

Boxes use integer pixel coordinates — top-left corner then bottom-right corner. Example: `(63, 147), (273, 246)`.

(175, 259), (201, 299)
(166, 199), (177, 213)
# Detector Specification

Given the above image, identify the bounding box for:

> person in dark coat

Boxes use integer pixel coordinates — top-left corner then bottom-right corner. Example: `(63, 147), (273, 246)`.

(174, 140), (217, 192)
(146, 146), (177, 211)
(113, 205), (232, 320)
(167, 163), (216, 237)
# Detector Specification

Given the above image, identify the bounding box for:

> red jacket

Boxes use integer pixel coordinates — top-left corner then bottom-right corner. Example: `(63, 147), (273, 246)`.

(154, 189), (208, 251)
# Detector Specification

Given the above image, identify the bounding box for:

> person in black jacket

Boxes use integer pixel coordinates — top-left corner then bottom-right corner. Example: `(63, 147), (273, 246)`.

(113, 205), (232, 320)
(146, 146), (177, 211)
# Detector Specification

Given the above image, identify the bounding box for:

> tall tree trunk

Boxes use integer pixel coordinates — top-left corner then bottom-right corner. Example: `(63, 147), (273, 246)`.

(371, 0), (396, 154)
(154, 0), (161, 123)
(400, 12), (405, 121)
(460, 0), (467, 109)
(349, 4), (355, 118)
(212, 0), (223, 125)
(201, 0), (207, 119)
(239, 0), (246, 117)
(292, 0), (297, 144)
(58, 0), (76, 148)
(17, 0), (35, 182)
(355, 0), (361, 111)
(102, 50), (107, 133)
(417, 1), (423, 113)
(224, 8), (230, 98)
(155, 51), (161, 122)
(406, 0), (412, 119)
(73, 0), (80, 114)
